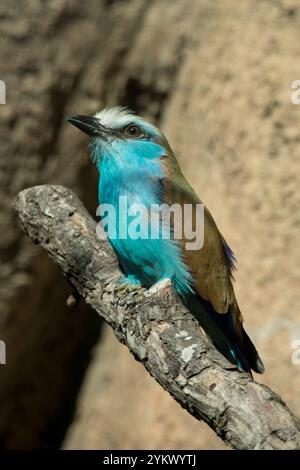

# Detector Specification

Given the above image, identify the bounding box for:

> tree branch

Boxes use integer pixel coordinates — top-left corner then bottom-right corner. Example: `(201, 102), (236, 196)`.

(14, 185), (300, 450)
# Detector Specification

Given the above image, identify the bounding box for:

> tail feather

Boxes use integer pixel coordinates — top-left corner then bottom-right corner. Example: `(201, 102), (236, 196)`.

(241, 326), (265, 374)
(185, 294), (265, 375)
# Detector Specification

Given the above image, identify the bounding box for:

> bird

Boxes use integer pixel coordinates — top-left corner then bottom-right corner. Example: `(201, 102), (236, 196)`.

(67, 106), (264, 375)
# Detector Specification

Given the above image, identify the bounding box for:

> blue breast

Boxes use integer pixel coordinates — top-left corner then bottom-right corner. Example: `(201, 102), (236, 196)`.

(95, 139), (193, 295)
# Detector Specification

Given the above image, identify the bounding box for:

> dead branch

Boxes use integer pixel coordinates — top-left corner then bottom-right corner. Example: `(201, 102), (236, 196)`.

(14, 185), (300, 450)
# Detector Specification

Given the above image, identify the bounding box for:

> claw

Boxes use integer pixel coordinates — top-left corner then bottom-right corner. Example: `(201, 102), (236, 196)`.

(114, 277), (144, 298)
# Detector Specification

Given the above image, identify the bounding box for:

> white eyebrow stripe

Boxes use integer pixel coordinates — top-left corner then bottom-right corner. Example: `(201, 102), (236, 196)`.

(94, 106), (133, 127)
(94, 106), (161, 137)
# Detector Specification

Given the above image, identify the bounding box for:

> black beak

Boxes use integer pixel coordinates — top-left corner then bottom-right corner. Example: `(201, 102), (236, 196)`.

(67, 115), (108, 137)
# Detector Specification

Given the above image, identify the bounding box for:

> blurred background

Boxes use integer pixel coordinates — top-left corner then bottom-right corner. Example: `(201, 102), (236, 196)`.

(0, 0), (300, 450)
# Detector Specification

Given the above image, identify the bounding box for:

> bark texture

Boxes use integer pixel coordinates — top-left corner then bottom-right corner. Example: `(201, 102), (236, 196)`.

(14, 185), (300, 450)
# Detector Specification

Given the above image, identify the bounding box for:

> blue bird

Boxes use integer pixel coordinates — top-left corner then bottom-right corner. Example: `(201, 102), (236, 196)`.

(68, 107), (264, 374)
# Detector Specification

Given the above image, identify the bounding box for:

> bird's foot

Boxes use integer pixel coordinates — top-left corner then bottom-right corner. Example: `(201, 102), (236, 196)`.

(114, 275), (144, 299)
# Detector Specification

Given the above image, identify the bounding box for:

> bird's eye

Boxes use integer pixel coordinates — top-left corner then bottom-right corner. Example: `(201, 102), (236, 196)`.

(124, 124), (143, 138)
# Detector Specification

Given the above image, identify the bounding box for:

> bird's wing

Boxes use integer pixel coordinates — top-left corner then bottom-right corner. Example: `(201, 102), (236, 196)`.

(160, 163), (265, 373)
(161, 172), (243, 332)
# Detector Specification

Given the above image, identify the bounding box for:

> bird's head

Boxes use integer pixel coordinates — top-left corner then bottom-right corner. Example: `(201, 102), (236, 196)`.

(67, 107), (171, 169)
